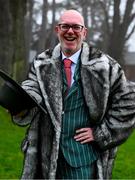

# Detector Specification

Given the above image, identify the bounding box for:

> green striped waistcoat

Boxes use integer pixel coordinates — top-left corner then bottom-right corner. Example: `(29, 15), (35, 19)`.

(60, 59), (98, 168)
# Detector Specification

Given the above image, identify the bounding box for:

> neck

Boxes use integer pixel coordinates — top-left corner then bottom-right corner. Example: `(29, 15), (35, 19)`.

(62, 48), (82, 57)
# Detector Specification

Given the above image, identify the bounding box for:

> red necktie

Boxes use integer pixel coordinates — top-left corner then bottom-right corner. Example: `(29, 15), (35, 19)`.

(64, 59), (72, 88)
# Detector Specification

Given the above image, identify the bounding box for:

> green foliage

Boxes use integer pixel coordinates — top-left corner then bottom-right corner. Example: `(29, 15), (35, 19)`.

(0, 107), (135, 179)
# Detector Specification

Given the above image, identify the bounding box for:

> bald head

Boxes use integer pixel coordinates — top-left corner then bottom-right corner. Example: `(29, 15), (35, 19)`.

(59, 10), (85, 26)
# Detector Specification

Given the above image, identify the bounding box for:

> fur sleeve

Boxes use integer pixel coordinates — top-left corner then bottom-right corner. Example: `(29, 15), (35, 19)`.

(12, 56), (44, 126)
(93, 57), (135, 151)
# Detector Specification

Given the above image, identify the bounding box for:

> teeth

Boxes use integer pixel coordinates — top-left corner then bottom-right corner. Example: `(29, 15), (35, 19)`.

(65, 37), (75, 41)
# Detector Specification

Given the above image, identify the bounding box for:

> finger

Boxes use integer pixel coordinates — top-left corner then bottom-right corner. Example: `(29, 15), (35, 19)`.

(76, 128), (89, 133)
(74, 135), (90, 142)
(81, 138), (94, 144)
(74, 132), (88, 139)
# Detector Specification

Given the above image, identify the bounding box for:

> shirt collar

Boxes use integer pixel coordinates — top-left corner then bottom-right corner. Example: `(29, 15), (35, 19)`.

(62, 49), (81, 64)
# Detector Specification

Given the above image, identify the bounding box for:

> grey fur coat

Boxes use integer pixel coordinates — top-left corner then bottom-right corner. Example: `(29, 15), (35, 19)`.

(13, 42), (135, 179)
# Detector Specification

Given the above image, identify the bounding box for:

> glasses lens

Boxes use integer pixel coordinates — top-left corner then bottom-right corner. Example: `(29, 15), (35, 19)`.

(72, 25), (82, 32)
(60, 24), (69, 31)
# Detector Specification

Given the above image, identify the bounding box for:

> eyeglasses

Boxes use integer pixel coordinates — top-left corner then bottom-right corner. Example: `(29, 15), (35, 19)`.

(58, 24), (84, 33)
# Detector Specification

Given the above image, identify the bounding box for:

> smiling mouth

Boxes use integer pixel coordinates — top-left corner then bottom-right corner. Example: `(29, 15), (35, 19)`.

(64, 37), (76, 41)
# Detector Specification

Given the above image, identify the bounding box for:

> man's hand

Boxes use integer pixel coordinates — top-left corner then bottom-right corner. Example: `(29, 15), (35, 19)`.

(13, 109), (28, 117)
(74, 128), (94, 144)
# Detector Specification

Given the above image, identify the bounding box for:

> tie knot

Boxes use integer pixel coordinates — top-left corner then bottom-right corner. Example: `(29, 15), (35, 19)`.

(64, 59), (72, 68)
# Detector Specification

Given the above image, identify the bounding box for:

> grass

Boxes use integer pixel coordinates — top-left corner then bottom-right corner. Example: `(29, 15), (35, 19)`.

(0, 107), (135, 179)
(0, 107), (26, 179)
(112, 131), (135, 179)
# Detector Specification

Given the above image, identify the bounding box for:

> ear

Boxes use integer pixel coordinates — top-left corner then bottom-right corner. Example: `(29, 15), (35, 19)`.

(83, 28), (88, 40)
(55, 26), (59, 33)
(84, 28), (88, 37)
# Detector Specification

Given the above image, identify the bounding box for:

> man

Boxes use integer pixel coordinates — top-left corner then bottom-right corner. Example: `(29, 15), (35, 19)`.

(13, 10), (135, 179)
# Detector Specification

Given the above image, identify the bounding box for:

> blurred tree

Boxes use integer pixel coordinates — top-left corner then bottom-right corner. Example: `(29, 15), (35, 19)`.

(0, 0), (27, 82)
(10, 0), (27, 81)
(25, 0), (34, 62)
(108, 0), (135, 64)
(0, 0), (12, 73)
(80, 0), (91, 43)
(38, 0), (48, 53)
(89, 0), (113, 50)
(2, 0), (133, 72)
(89, 0), (135, 65)
(49, 0), (57, 48)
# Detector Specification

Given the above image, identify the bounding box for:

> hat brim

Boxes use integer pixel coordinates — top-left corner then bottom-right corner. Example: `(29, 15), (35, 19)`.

(0, 70), (47, 115)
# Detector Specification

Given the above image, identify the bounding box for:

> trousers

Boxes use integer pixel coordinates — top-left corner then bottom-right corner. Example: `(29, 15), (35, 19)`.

(56, 149), (96, 179)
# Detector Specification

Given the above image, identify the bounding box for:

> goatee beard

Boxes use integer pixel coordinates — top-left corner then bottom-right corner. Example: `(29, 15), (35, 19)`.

(64, 48), (73, 56)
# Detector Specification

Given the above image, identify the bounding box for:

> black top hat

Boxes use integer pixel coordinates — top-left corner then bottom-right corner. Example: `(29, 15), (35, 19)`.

(0, 70), (46, 115)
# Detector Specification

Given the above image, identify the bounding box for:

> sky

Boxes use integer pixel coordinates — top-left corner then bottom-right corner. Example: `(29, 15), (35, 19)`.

(127, 33), (135, 52)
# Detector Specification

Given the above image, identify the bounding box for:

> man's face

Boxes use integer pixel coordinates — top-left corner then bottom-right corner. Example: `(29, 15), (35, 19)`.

(55, 11), (87, 56)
